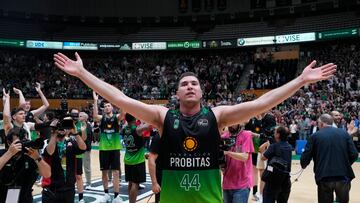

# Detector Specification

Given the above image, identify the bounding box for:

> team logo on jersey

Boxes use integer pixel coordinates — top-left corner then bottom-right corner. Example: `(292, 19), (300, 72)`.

(183, 136), (198, 152)
(197, 119), (209, 127)
(173, 119), (179, 129)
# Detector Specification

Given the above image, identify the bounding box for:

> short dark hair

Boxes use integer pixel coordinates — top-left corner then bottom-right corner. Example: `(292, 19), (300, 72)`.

(276, 126), (289, 141)
(178, 72), (199, 88)
(11, 108), (25, 117)
(46, 111), (55, 121)
(6, 127), (28, 143)
(125, 113), (136, 123)
(103, 101), (112, 105)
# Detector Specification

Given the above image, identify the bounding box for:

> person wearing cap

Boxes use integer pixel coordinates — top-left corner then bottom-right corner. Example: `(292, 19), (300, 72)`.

(0, 127), (51, 203)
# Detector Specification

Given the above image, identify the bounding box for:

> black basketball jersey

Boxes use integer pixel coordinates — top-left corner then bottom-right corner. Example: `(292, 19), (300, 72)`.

(159, 107), (222, 203)
(100, 114), (119, 134)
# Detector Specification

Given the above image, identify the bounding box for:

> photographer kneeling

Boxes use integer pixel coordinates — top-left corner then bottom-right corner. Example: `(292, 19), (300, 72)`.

(41, 118), (86, 203)
(260, 126), (292, 203)
(0, 127), (51, 203)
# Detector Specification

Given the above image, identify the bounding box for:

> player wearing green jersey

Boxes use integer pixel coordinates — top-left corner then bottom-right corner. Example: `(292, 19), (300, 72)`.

(122, 114), (150, 203)
(54, 52), (336, 203)
(93, 91), (123, 203)
(13, 83), (50, 140)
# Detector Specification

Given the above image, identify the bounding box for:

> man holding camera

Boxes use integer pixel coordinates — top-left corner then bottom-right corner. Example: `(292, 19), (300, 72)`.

(69, 108), (90, 203)
(0, 127), (51, 203)
(41, 119), (87, 203)
(222, 123), (254, 203)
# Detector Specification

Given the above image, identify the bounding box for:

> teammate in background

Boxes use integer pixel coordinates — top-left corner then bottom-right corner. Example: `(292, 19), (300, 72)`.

(2, 89), (36, 136)
(54, 52), (336, 202)
(92, 91), (123, 203)
(121, 114), (149, 203)
(13, 83), (49, 123)
(13, 83), (49, 140)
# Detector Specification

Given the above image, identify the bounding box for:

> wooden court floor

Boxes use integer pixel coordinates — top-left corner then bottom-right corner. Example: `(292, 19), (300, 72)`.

(32, 150), (360, 203)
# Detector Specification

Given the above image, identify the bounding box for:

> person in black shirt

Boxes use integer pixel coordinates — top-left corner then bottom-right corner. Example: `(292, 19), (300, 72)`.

(41, 119), (86, 203)
(301, 114), (358, 203)
(148, 132), (162, 203)
(261, 126), (292, 203)
(0, 127), (51, 203)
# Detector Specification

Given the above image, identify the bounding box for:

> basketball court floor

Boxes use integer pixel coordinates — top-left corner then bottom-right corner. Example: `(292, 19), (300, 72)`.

(30, 150), (360, 203)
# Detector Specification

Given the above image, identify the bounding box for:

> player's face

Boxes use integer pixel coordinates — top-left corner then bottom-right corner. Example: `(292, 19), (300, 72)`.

(176, 76), (202, 104)
(104, 103), (113, 114)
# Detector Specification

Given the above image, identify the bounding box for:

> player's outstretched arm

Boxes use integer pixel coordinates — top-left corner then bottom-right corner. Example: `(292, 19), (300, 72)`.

(214, 61), (336, 129)
(53, 52), (167, 131)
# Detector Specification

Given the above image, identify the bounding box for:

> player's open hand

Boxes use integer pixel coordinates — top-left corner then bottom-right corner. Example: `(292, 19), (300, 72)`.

(300, 60), (336, 84)
(54, 52), (85, 77)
